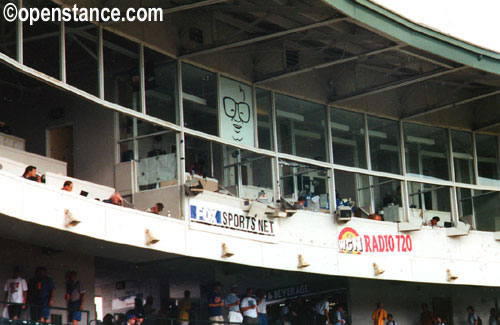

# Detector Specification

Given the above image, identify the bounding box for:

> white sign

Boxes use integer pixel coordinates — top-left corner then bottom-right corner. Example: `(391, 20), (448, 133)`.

(189, 199), (276, 236)
(219, 77), (255, 147)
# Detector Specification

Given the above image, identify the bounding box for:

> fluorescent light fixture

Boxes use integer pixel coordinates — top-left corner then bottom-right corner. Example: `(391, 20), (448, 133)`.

(276, 109), (305, 122)
(332, 136), (356, 146)
(294, 129), (321, 140)
(407, 135), (435, 146)
(360, 129), (387, 139)
(182, 92), (207, 106)
(453, 152), (473, 160)
(331, 122), (350, 132)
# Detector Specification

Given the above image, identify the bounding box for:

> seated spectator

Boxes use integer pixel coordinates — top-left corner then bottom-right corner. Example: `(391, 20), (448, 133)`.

(430, 216), (440, 228)
(294, 196), (306, 210)
(62, 181), (73, 192)
(22, 165), (41, 182)
(103, 192), (124, 207)
(145, 203), (164, 215)
(369, 213), (383, 221)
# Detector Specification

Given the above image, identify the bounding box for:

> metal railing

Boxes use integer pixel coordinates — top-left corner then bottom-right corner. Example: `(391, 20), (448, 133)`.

(0, 301), (90, 325)
(113, 314), (246, 325)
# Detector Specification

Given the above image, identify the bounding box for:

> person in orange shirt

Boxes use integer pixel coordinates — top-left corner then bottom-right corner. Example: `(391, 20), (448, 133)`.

(372, 302), (387, 325)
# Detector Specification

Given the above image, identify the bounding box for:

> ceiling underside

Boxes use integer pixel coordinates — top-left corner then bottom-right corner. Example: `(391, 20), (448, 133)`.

(53, 0), (500, 134)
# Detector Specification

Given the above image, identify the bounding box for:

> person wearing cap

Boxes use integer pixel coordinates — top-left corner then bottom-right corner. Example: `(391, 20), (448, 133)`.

(208, 282), (224, 324)
(126, 311), (137, 325)
(225, 285), (243, 323)
(3, 266), (28, 320)
(240, 288), (258, 324)
(135, 313), (144, 325)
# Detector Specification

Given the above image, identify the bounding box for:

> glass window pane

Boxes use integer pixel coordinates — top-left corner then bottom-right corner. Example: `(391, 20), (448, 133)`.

(457, 187), (473, 226)
(103, 30), (140, 110)
(407, 182), (451, 225)
(334, 170), (370, 216)
(473, 190), (500, 232)
(182, 63), (217, 135)
(119, 114), (134, 140)
(368, 116), (401, 174)
(256, 88), (273, 150)
(23, 0), (60, 79)
(65, 22), (99, 96)
(451, 131), (474, 184)
(280, 160), (329, 211)
(476, 134), (499, 186)
(276, 94), (327, 161)
(144, 47), (177, 124)
(137, 132), (177, 190)
(119, 141), (134, 163)
(404, 123), (449, 180)
(0, 0), (17, 59)
(372, 177), (402, 214)
(241, 152), (273, 200)
(330, 107), (366, 168)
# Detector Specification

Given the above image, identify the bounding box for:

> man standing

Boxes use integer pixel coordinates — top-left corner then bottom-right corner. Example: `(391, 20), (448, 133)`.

(256, 290), (267, 325)
(334, 305), (346, 325)
(66, 271), (86, 325)
(420, 303), (434, 325)
(315, 297), (330, 325)
(178, 290), (191, 325)
(240, 288), (258, 324)
(225, 285), (243, 323)
(372, 302), (387, 325)
(467, 306), (480, 325)
(208, 282), (224, 324)
(3, 266), (28, 320)
(28, 267), (55, 322)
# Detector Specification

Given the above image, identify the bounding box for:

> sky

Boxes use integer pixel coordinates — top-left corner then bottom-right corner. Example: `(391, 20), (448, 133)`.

(371, 0), (500, 53)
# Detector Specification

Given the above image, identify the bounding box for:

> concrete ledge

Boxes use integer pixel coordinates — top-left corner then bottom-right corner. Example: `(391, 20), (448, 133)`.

(494, 231), (500, 241)
(398, 222), (421, 232)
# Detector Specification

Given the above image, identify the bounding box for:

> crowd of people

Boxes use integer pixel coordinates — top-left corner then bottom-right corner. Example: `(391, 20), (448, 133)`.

(2, 266), (85, 325)
(371, 302), (500, 325)
(21, 165), (165, 215)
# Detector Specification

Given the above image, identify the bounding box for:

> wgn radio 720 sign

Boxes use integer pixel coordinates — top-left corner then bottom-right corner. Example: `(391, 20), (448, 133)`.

(338, 227), (413, 255)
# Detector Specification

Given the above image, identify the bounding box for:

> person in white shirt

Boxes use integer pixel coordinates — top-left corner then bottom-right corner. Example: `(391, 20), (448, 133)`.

(315, 297), (330, 325)
(256, 290), (267, 325)
(3, 266), (28, 320)
(240, 288), (258, 324)
(386, 313), (398, 325)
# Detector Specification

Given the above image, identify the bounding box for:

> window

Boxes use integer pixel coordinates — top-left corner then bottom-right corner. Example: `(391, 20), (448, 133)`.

(407, 182), (451, 225)
(144, 47), (178, 124)
(65, 22), (99, 96)
(0, 0), (17, 59)
(404, 123), (449, 180)
(137, 131), (178, 190)
(256, 88), (273, 150)
(330, 108), (366, 168)
(182, 63), (217, 135)
(368, 116), (401, 174)
(281, 160), (329, 211)
(23, 0), (60, 79)
(475, 134), (499, 186)
(334, 170), (370, 215)
(275, 94), (327, 161)
(451, 131), (474, 184)
(184, 135), (273, 200)
(458, 189), (500, 232)
(103, 30), (140, 110)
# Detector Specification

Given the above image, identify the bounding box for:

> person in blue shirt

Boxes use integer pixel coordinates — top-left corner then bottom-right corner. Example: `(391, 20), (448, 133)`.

(225, 285), (242, 323)
(208, 282), (224, 324)
(28, 267), (55, 322)
(334, 305), (346, 325)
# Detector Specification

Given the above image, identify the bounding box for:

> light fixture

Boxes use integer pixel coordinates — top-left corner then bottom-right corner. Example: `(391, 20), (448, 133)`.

(298, 254), (310, 268)
(447, 269), (458, 282)
(64, 209), (80, 227)
(145, 229), (160, 245)
(373, 263), (385, 276)
(221, 243), (234, 258)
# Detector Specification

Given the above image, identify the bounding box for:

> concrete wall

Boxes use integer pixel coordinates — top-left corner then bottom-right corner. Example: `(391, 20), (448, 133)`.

(1, 87), (115, 187)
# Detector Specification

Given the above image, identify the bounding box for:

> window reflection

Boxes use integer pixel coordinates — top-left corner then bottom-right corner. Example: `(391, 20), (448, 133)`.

(256, 88), (273, 150)
(276, 94), (327, 162)
(0, 0), (17, 59)
(475, 134), (499, 186)
(451, 131), (474, 184)
(407, 182), (451, 225)
(404, 123), (449, 180)
(368, 116), (401, 174)
(330, 108), (366, 168)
